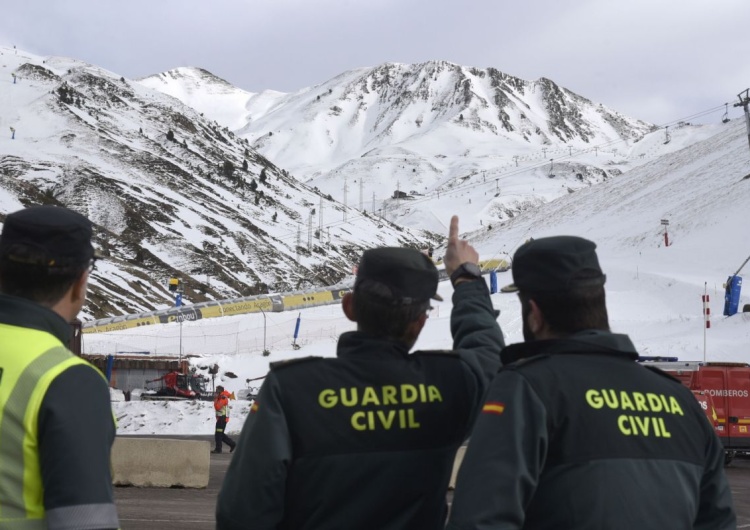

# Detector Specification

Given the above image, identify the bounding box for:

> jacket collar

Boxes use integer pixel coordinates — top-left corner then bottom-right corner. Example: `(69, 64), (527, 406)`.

(500, 329), (639, 365)
(0, 293), (72, 345)
(336, 331), (411, 360)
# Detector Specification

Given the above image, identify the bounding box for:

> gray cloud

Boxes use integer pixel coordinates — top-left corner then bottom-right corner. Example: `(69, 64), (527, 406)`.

(2, 0), (749, 124)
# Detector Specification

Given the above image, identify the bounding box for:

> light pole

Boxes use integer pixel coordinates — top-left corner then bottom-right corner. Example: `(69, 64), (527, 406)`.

(173, 279), (185, 368)
(179, 318), (183, 368)
(260, 307), (270, 356)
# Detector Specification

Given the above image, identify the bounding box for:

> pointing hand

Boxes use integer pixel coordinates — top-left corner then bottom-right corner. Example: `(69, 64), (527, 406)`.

(443, 216), (479, 278)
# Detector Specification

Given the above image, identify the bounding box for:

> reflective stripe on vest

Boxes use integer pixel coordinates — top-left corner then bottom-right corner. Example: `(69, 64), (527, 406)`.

(0, 323), (93, 526)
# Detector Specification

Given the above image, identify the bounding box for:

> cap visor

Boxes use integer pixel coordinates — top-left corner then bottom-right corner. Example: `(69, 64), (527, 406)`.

(431, 293), (444, 302)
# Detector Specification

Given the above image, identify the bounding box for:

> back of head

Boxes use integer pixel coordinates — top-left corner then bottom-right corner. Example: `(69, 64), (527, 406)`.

(352, 247), (441, 339)
(506, 236), (610, 335)
(0, 205), (97, 306)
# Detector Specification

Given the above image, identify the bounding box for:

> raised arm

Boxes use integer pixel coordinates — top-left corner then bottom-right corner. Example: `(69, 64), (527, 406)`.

(444, 216), (504, 412)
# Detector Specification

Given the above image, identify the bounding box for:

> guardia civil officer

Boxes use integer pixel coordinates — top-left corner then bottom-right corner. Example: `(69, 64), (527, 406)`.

(0, 205), (119, 529)
(216, 216), (504, 530)
(447, 236), (735, 530)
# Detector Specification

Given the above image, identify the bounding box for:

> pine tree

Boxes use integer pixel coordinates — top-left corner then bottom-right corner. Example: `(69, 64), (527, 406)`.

(166, 130), (175, 142)
(242, 160), (248, 171)
(223, 160), (235, 179)
(259, 168), (267, 183)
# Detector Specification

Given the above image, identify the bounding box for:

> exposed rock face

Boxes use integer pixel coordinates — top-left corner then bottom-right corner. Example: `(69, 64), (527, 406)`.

(1, 59), (435, 318)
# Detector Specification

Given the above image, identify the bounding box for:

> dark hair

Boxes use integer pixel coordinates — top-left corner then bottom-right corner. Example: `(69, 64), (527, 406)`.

(352, 289), (430, 340)
(519, 283), (609, 335)
(0, 258), (87, 306)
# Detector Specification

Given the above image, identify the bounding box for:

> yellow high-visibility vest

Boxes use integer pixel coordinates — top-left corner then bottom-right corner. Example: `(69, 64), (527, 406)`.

(0, 323), (99, 527)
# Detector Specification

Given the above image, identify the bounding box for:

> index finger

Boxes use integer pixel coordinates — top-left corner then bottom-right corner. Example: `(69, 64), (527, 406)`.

(449, 215), (459, 242)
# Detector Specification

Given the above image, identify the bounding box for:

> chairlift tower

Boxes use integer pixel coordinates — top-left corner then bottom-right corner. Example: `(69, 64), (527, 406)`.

(318, 196), (323, 233)
(343, 177), (348, 222)
(296, 224), (301, 261)
(734, 89), (750, 153)
(308, 210), (313, 250)
(664, 126), (671, 145)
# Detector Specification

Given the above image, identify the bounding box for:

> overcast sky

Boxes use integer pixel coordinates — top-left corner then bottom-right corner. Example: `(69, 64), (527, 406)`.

(2, 0), (749, 125)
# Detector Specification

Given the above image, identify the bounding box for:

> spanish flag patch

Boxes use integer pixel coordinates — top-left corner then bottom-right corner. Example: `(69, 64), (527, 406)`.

(250, 401), (259, 413)
(482, 402), (505, 415)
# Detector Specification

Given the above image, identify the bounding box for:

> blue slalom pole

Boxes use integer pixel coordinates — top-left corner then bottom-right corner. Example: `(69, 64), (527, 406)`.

(292, 313), (301, 350)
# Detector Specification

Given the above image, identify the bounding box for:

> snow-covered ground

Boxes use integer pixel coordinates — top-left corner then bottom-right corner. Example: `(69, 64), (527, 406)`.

(100, 117), (750, 437)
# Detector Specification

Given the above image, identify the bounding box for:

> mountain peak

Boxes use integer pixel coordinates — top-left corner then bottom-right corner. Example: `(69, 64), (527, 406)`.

(139, 67), (238, 92)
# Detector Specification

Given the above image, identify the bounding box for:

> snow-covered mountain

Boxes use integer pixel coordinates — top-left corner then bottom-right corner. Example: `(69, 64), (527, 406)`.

(143, 61), (725, 234)
(0, 47), (437, 319)
(2, 46), (739, 323)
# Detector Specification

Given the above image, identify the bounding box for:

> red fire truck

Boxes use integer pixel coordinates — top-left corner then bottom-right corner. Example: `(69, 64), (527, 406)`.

(640, 357), (750, 464)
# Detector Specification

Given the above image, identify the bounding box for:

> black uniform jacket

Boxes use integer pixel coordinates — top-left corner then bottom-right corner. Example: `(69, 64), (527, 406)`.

(216, 279), (504, 530)
(447, 330), (736, 530)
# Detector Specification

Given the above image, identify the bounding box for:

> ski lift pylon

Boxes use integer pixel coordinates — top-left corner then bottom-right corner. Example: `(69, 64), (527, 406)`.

(663, 125), (671, 145)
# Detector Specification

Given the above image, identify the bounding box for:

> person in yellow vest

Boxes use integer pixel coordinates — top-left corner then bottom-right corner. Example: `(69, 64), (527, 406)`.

(0, 205), (119, 529)
(212, 385), (237, 454)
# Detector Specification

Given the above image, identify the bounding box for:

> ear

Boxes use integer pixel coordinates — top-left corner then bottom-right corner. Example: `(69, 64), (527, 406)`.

(414, 312), (428, 334)
(527, 299), (545, 335)
(70, 271), (89, 306)
(53, 271), (89, 322)
(342, 292), (356, 322)
(403, 312), (428, 348)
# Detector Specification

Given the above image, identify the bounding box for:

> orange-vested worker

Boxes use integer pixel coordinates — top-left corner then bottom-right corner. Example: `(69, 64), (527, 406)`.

(212, 386), (236, 454)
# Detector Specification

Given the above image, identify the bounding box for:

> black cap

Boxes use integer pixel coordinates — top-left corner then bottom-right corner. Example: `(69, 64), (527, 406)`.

(354, 247), (443, 304)
(502, 236), (606, 293)
(0, 205), (99, 269)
